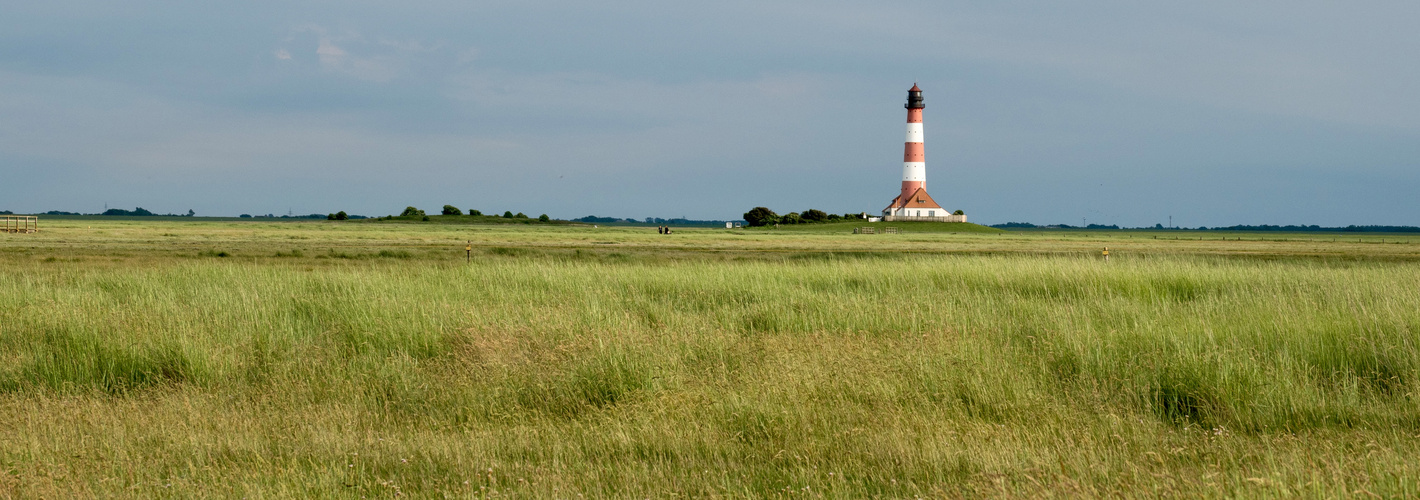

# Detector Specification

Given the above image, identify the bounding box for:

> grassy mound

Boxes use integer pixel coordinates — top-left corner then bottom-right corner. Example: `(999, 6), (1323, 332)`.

(753, 221), (1003, 233)
(363, 214), (572, 225)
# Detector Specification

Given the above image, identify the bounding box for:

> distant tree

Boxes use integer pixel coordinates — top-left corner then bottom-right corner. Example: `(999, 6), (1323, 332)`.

(186, 209), (195, 217)
(801, 209), (828, 223)
(538, 214), (550, 222)
(239, 214), (251, 218)
(401, 206), (425, 217)
(102, 207), (155, 216)
(442, 205), (461, 215)
(468, 209), (483, 216)
(336, 211), (348, 220)
(421, 215), (430, 221)
(953, 210), (965, 215)
(327, 213), (336, 220)
(781, 212), (802, 224)
(575, 215), (621, 223)
(827, 213), (842, 222)
(743, 207), (778, 227)
(991, 222), (1036, 229)
(503, 211), (514, 218)
(515, 212), (527, 219)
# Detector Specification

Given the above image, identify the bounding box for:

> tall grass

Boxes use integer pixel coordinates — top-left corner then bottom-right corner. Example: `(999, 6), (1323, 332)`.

(1, 253), (1417, 497)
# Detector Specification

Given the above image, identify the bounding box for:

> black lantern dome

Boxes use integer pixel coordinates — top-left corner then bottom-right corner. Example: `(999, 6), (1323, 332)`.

(905, 84), (925, 109)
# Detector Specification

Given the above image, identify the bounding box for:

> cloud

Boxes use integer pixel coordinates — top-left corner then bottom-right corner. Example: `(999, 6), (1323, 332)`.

(274, 48), (292, 60)
(315, 38), (347, 66)
(298, 28), (418, 83)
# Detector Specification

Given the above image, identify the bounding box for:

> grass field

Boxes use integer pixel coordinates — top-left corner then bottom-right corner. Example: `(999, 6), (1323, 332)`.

(2, 219), (1419, 498)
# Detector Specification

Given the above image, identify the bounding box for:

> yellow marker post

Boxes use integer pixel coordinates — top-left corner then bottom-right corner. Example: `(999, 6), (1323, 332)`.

(466, 241), (472, 263)
(1102, 247), (1110, 262)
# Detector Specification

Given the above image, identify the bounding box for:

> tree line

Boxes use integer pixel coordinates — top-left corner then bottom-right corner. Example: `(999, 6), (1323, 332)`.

(742, 207), (868, 227)
(346, 205), (551, 222)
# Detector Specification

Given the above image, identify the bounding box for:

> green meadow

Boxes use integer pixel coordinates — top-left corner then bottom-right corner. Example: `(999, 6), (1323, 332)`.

(2, 220), (1418, 498)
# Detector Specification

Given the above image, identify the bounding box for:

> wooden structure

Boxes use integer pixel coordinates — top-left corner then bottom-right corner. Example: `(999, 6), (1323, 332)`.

(884, 227), (901, 234)
(854, 227), (876, 234)
(2, 215), (38, 233)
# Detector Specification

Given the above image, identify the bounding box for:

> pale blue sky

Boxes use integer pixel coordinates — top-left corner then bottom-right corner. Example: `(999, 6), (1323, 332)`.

(2, 1), (1417, 226)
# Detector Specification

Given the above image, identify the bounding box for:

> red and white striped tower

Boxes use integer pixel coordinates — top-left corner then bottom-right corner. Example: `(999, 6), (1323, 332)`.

(883, 83), (957, 221)
(901, 84), (926, 203)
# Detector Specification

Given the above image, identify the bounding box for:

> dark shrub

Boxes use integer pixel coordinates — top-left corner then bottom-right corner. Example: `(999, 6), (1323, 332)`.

(743, 207), (778, 227)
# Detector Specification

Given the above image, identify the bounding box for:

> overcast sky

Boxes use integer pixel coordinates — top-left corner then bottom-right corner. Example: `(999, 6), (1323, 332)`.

(2, 1), (1417, 226)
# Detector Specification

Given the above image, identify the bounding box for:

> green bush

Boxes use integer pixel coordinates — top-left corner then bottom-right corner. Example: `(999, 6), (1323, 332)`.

(468, 209), (483, 216)
(442, 205), (461, 216)
(401, 206), (425, 217)
(503, 211), (514, 219)
(743, 207), (778, 227)
(539, 214), (550, 222)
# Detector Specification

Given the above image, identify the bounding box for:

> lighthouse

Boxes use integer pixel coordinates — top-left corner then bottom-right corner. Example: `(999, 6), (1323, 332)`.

(882, 84), (965, 222)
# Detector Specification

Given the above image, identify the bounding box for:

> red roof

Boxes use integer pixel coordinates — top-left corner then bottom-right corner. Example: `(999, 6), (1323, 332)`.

(909, 83), (921, 92)
(883, 187), (944, 212)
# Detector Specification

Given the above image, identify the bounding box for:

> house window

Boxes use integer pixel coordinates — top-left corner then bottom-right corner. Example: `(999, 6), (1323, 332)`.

(929, 210), (935, 216)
